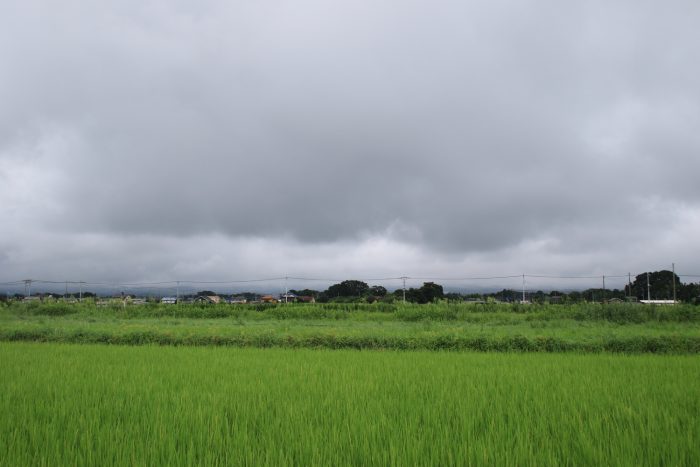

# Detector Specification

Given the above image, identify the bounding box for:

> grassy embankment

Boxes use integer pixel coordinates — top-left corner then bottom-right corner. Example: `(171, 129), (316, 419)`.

(1, 343), (698, 465)
(1, 301), (699, 352)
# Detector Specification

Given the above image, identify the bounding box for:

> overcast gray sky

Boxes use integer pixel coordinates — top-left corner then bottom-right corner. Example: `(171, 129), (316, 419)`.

(1, 0), (699, 292)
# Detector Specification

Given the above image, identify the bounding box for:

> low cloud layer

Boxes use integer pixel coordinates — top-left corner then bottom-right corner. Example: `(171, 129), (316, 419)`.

(2, 1), (700, 290)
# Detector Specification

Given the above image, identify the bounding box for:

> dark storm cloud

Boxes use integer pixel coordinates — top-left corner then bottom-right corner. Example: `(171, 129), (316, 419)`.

(1, 0), (700, 282)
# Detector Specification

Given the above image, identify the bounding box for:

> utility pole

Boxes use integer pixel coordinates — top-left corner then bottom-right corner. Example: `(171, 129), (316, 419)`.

(628, 273), (632, 300)
(672, 263), (677, 304)
(402, 276), (407, 303)
(522, 274), (526, 303)
(646, 272), (651, 301)
(24, 279), (32, 298)
(602, 275), (606, 303)
(176, 281), (180, 302)
(79, 281), (83, 302)
(285, 276), (288, 304)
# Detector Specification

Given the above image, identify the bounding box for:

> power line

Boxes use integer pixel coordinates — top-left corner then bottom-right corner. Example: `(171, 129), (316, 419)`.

(4, 269), (700, 293)
(409, 275), (522, 281)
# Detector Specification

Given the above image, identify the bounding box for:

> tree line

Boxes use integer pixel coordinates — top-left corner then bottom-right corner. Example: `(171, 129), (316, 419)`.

(288, 270), (700, 304)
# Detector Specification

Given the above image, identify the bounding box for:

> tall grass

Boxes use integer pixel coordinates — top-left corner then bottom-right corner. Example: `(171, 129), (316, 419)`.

(6, 300), (700, 323)
(0, 343), (698, 466)
(3, 302), (700, 352)
(2, 326), (700, 352)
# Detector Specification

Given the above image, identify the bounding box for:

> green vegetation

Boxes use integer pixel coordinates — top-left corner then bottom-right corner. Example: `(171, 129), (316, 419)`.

(1, 343), (698, 466)
(2, 301), (699, 352)
(291, 270), (700, 303)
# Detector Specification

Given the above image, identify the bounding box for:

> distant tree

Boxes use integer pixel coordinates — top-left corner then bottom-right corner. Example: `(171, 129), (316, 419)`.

(628, 271), (681, 300)
(490, 289), (518, 302)
(325, 280), (370, 299)
(679, 283), (700, 303)
(196, 290), (217, 296)
(419, 282), (444, 303)
(289, 289), (320, 298)
(368, 285), (387, 297)
(398, 282), (445, 304)
(568, 291), (582, 302)
(533, 290), (546, 303)
(404, 287), (422, 303)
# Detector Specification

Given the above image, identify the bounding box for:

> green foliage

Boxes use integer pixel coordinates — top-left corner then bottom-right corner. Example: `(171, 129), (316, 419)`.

(195, 290), (217, 296)
(322, 280), (370, 301)
(24, 302), (79, 316)
(2, 301), (700, 353)
(288, 289), (320, 298)
(630, 270), (682, 300)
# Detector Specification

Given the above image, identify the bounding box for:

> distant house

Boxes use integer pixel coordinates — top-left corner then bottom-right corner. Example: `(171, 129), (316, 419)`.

(640, 300), (677, 305)
(194, 295), (221, 304)
(161, 297), (178, 304)
(279, 293), (297, 302)
(22, 296), (41, 303)
(228, 296), (247, 304)
(297, 295), (316, 303)
(260, 295), (277, 303)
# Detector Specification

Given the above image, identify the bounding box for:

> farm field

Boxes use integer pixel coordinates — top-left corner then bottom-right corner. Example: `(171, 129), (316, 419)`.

(1, 343), (699, 466)
(1, 301), (700, 352)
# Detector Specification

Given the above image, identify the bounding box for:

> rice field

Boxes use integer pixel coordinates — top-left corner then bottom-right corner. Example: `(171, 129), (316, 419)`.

(1, 343), (699, 466)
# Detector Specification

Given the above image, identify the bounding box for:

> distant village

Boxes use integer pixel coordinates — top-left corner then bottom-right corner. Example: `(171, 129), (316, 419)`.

(4, 270), (698, 305)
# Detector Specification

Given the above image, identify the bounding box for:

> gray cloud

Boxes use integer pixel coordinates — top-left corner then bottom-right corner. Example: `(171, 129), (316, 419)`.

(1, 0), (700, 284)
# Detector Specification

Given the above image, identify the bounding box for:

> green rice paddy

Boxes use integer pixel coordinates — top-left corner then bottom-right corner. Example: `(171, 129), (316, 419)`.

(1, 343), (698, 466)
(2, 302), (699, 465)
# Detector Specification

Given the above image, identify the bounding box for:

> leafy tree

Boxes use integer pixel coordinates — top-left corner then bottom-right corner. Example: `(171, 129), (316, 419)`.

(398, 282), (445, 304)
(445, 292), (466, 301)
(533, 290), (546, 303)
(628, 271), (681, 300)
(368, 285), (387, 297)
(419, 282), (444, 303)
(678, 283), (700, 303)
(568, 291), (582, 302)
(196, 290), (217, 296)
(490, 289), (519, 302)
(323, 280), (370, 299)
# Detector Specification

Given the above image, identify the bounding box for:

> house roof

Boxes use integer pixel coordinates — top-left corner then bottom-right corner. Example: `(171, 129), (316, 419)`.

(194, 295), (221, 304)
